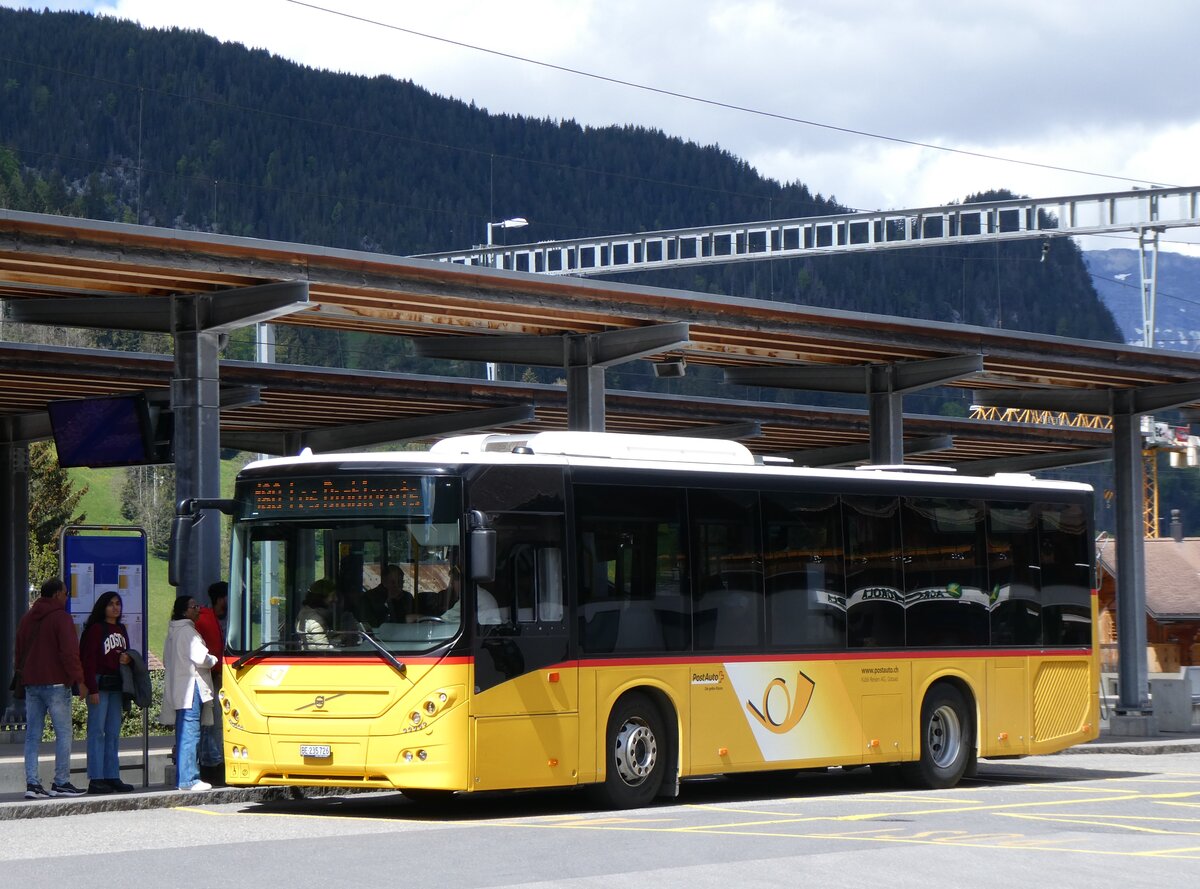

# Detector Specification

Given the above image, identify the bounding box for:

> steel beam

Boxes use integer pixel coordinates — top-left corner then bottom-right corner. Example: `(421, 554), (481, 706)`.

(417, 185), (1200, 278)
(6, 281), (309, 333)
(951, 447), (1113, 476)
(222, 404), (537, 456)
(0, 442), (29, 721)
(415, 323), (689, 432)
(780, 435), (954, 468)
(728, 355), (982, 464)
(650, 421), (762, 440)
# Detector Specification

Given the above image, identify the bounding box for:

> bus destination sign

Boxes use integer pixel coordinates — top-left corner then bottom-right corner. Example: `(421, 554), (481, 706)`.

(245, 476), (426, 517)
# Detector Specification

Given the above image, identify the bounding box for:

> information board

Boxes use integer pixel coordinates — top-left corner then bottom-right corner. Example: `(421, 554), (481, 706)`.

(62, 530), (149, 658)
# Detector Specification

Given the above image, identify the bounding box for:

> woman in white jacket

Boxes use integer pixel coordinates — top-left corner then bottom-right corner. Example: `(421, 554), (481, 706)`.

(163, 595), (217, 791)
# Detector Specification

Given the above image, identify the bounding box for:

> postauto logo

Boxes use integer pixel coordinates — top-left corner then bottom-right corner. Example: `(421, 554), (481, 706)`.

(745, 670), (816, 734)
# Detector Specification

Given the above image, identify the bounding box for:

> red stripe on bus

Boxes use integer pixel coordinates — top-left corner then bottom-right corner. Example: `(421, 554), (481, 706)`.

(569, 648), (1092, 669)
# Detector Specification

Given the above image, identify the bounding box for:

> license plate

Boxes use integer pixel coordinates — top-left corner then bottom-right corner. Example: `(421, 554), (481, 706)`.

(299, 744), (331, 758)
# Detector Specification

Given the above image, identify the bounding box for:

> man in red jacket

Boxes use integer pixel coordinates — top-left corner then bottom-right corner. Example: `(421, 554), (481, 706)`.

(15, 577), (88, 799)
(195, 580), (227, 785)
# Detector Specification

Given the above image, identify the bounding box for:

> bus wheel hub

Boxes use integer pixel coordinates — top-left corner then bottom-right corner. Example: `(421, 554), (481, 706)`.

(614, 717), (657, 786)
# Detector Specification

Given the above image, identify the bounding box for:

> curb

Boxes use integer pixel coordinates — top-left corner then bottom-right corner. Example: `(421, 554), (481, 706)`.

(1057, 740), (1200, 756)
(0, 784), (334, 821)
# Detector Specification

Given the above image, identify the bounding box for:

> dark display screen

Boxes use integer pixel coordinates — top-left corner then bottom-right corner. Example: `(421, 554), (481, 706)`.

(242, 476), (428, 518)
(48, 394), (155, 468)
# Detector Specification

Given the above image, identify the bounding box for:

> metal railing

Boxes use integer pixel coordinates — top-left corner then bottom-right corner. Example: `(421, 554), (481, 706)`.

(416, 185), (1200, 278)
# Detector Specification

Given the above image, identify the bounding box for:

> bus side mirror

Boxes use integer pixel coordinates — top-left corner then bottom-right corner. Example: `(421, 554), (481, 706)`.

(168, 513), (192, 588)
(169, 497), (237, 587)
(468, 510), (496, 583)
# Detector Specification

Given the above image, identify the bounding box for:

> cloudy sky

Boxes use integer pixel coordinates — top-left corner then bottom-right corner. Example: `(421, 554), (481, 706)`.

(7, 0), (1200, 253)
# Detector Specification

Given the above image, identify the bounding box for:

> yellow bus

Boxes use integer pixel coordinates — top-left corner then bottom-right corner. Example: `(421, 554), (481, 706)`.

(179, 431), (1098, 808)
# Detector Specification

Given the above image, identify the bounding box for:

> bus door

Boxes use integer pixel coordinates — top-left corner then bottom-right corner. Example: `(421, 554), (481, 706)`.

(470, 512), (577, 789)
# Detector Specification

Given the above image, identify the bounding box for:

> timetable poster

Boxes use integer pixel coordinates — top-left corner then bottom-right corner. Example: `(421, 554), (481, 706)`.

(63, 533), (148, 656)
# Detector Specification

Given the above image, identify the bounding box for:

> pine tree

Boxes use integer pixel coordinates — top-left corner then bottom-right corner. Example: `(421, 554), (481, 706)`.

(27, 441), (88, 585)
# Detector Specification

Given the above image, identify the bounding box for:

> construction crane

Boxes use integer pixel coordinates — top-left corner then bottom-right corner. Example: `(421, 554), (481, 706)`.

(968, 406), (1195, 537)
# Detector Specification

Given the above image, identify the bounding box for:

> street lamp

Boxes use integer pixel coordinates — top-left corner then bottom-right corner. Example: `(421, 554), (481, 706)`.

(484, 217), (528, 381)
(486, 216), (528, 249)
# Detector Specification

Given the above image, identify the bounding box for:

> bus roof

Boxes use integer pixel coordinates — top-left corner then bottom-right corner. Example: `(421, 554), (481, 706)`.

(242, 432), (1092, 495)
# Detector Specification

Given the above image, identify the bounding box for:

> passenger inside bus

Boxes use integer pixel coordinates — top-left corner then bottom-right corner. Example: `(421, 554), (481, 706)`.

(296, 578), (337, 649)
(362, 564), (411, 625)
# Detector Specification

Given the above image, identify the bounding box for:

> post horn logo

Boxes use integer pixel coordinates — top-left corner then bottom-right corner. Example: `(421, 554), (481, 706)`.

(745, 670), (816, 734)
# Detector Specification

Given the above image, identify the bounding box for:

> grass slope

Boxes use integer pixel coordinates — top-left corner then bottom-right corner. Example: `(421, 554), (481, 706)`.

(67, 458), (245, 657)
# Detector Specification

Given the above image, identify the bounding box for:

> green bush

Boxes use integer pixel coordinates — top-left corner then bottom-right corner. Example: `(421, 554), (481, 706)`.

(55, 670), (172, 741)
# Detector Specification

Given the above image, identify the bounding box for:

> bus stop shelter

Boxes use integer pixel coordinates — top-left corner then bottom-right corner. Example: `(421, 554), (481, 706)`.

(5, 208), (1200, 728)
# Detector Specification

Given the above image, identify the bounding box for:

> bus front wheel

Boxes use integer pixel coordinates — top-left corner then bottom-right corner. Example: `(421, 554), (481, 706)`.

(593, 693), (666, 809)
(902, 684), (974, 790)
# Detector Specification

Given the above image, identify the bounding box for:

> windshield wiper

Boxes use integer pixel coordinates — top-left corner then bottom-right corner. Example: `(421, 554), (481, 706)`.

(355, 630), (408, 678)
(232, 639), (299, 671)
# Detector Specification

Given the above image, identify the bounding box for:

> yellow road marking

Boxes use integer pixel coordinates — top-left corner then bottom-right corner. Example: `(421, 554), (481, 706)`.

(1000, 813), (1200, 835)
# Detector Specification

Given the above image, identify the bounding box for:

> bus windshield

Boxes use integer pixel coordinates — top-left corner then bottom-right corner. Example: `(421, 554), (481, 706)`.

(227, 473), (463, 656)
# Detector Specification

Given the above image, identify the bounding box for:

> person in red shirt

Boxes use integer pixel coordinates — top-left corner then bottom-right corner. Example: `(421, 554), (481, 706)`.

(195, 581), (228, 785)
(79, 591), (133, 794)
(14, 577), (88, 799)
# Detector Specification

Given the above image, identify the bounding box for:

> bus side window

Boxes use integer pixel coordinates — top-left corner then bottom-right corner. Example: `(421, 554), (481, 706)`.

(486, 512), (565, 628)
(1038, 502), (1092, 646)
(510, 544), (564, 623)
(987, 502), (1043, 646)
(902, 497), (988, 648)
(762, 491), (845, 650)
(574, 484), (688, 653)
(843, 495), (905, 649)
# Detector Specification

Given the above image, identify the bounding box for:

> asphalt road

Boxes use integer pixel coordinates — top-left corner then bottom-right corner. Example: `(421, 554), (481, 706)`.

(2, 752), (1197, 888)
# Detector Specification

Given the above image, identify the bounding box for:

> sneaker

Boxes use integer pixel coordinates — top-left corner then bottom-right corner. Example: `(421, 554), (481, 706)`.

(24, 783), (51, 800)
(49, 782), (86, 797)
(106, 779), (135, 793)
(181, 780), (212, 792)
(88, 780), (115, 795)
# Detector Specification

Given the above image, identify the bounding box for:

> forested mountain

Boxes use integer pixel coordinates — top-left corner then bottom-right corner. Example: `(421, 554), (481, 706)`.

(0, 6), (1121, 387)
(1086, 249), (1200, 352)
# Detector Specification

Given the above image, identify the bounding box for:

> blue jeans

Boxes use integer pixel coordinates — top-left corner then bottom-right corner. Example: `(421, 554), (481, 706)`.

(24, 684), (73, 787)
(199, 711), (223, 768)
(199, 672), (223, 768)
(174, 682), (202, 789)
(86, 689), (124, 780)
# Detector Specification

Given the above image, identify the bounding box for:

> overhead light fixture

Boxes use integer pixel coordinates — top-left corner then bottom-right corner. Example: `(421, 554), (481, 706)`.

(653, 356), (687, 378)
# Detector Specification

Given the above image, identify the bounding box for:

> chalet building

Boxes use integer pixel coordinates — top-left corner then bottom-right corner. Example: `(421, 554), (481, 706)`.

(1097, 534), (1200, 673)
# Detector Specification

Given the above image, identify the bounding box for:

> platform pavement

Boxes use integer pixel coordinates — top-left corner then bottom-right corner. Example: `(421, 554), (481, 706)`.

(1, 725), (1197, 821)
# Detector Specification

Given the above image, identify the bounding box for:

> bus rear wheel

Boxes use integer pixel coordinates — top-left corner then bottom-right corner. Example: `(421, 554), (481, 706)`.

(592, 692), (666, 809)
(902, 684), (974, 790)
